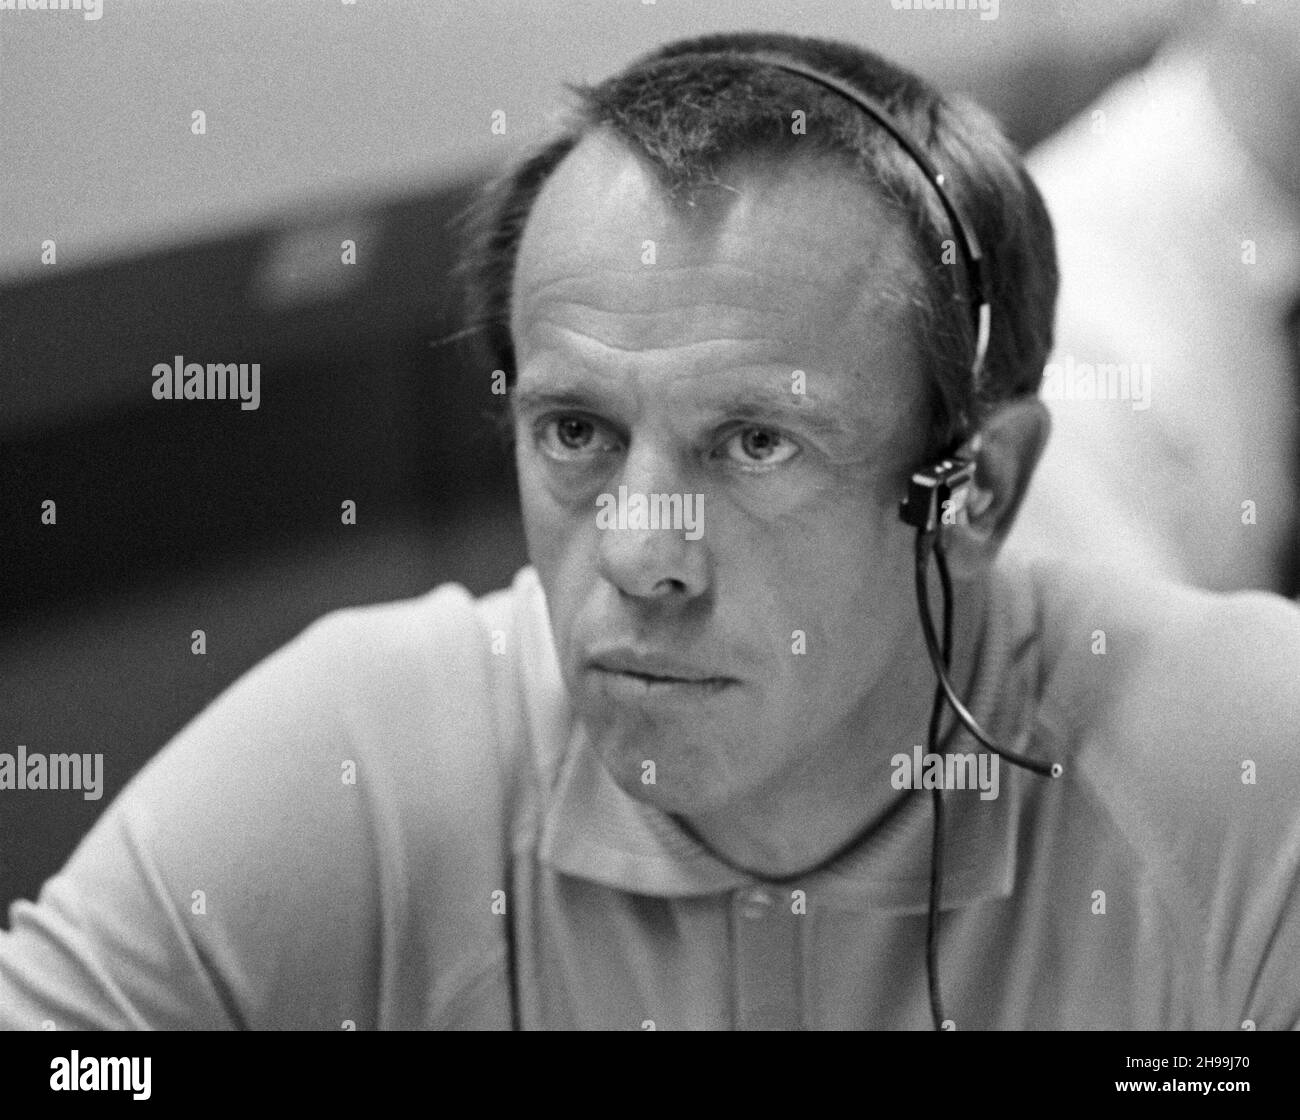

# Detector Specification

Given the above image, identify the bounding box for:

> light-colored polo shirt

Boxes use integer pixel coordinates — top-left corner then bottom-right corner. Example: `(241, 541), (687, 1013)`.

(2, 557), (1299, 1029)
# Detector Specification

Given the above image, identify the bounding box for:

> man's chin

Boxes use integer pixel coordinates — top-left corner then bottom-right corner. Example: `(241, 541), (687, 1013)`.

(584, 722), (739, 816)
(604, 763), (724, 817)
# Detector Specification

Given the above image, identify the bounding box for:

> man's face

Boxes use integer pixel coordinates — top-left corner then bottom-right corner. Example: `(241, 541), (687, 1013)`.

(510, 129), (930, 815)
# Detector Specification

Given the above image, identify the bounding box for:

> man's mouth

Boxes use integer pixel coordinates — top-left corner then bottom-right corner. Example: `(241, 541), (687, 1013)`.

(584, 648), (739, 696)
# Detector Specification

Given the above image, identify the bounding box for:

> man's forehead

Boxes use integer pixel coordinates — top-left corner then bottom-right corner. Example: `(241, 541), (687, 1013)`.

(511, 129), (921, 361)
(512, 128), (915, 303)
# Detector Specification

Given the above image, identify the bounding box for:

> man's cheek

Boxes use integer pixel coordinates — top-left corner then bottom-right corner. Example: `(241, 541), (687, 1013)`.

(532, 529), (601, 666)
(519, 478), (579, 571)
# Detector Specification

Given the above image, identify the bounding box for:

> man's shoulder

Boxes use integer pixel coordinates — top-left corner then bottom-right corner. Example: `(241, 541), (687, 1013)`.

(133, 567), (550, 889)
(1007, 553), (1300, 836)
(293, 570), (511, 659)
(285, 566), (542, 703)
(1017, 555), (1300, 727)
(202, 566), (551, 796)
(1011, 554), (1299, 726)
(999, 556), (1300, 1025)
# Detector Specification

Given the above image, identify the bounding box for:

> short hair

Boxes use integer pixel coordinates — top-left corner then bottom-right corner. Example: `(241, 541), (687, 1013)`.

(455, 30), (1058, 459)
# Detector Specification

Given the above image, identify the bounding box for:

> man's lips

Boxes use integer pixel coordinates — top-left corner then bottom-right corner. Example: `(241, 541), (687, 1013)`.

(584, 648), (738, 688)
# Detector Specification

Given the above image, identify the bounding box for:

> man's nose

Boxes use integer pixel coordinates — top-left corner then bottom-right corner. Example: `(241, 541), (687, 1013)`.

(595, 443), (710, 602)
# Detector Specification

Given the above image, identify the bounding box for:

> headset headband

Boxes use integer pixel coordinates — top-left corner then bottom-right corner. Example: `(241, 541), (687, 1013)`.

(741, 52), (991, 382)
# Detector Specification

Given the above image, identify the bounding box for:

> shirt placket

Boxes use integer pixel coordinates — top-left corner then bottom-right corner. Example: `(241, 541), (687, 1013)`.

(730, 886), (803, 1030)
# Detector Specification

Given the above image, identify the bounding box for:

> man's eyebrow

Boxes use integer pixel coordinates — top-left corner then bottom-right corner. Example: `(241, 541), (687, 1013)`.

(508, 384), (596, 414)
(713, 390), (862, 443)
(509, 379), (867, 443)
(507, 384), (610, 429)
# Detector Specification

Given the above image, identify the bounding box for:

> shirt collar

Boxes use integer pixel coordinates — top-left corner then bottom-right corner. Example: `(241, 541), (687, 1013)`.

(514, 562), (1041, 915)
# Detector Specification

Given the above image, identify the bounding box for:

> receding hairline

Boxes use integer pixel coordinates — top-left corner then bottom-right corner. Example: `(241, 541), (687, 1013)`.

(511, 125), (926, 316)
(537, 121), (912, 218)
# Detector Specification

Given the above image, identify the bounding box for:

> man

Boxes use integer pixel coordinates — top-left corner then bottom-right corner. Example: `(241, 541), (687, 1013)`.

(2, 31), (1298, 1030)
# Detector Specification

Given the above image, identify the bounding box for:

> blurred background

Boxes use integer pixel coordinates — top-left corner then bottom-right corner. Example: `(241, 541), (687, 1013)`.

(1, 0), (1190, 916)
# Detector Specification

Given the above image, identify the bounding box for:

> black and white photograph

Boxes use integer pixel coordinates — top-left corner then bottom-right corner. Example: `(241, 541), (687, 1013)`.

(1, 0), (1297, 1088)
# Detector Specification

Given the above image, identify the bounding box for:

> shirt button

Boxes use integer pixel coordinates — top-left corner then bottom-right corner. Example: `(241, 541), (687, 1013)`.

(739, 888), (773, 920)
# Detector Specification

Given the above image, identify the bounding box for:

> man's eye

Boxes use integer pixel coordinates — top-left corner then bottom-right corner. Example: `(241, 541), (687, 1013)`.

(537, 415), (619, 460)
(721, 425), (800, 468)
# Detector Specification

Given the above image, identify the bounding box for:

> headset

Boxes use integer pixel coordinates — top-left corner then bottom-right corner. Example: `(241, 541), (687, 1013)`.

(744, 53), (1064, 1030)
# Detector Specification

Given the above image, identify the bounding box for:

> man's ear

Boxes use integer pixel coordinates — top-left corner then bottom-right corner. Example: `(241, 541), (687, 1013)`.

(943, 395), (1051, 578)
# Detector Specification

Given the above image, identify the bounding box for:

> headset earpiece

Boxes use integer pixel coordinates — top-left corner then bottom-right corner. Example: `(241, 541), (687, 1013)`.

(899, 457), (976, 534)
